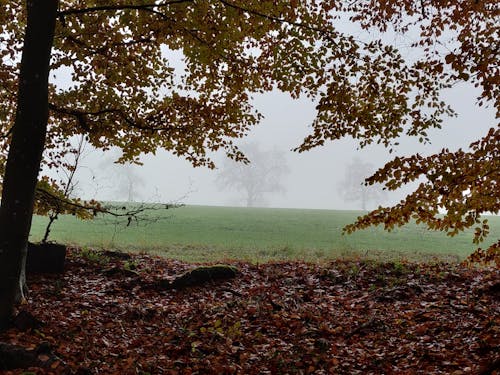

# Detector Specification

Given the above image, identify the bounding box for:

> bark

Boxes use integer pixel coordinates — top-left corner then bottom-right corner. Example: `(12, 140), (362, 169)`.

(26, 243), (66, 274)
(0, 0), (58, 330)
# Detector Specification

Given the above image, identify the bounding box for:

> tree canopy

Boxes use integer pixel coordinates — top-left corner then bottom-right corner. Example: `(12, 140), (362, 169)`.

(3, 0), (493, 167)
(331, 0), (500, 265)
(0, 0), (498, 327)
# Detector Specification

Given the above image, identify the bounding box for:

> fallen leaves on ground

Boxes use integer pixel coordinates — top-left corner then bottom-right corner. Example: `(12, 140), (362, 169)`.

(1, 248), (499, 374)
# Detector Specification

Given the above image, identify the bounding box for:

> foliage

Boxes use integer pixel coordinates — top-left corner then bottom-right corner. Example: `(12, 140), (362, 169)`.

(0, 249), (498, 373)
(344, 128), (500, 266)
(216, 143), (290, 207)
(468, 240), (500, 267)
(296, 0), (498, 264)
(0, 0), (498, 262)
(334, 1), (499, 264)
(34, 177), (98, 221)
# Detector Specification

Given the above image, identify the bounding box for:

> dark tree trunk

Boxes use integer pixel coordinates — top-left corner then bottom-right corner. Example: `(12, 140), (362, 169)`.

(0, 0), (58, 330)
(26, 242), (67, 274)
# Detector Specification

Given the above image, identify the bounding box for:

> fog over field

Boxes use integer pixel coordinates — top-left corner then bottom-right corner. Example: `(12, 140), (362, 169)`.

(63, 80), (494, 211)
(47, 21), (496, 211)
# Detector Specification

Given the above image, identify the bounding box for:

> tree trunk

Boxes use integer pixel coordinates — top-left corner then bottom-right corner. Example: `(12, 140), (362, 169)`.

(361, 187), (367, 211)
(0, 0), (58, 330)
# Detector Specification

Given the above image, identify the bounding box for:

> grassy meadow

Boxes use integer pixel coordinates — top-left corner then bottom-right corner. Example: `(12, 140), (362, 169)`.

(29, 205), (500, 263)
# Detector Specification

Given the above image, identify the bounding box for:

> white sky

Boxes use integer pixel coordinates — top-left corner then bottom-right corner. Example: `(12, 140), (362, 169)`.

(46, 16), (497, 210)
(70, 81), (496, 210)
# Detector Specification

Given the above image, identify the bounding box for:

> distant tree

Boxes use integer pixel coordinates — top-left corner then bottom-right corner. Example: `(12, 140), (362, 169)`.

(117, 165), (145, 203)
(216, 144), (290, 207)
(97, 154), (146, 203)
(338, 158), (387, 211)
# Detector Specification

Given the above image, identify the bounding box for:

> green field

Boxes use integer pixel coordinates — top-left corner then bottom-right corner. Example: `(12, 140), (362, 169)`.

(29, 205), (500, 262)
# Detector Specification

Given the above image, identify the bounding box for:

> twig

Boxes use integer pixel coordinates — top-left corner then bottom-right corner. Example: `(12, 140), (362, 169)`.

(58, 0), (193, 16)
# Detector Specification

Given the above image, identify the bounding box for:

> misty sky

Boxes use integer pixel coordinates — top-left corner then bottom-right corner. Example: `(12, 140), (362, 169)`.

(68, 81), (496, 210)
(44, 16), (497, 210)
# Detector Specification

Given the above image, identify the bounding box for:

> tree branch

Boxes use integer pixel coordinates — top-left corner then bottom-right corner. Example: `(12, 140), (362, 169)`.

(62, 34), (153, 57)
(218, 0), (336, 39)
(0, 127), (13, 140)
(48, 103), (174, 133)
(58, 0), (193, 16)
(36, 186), (180, 219)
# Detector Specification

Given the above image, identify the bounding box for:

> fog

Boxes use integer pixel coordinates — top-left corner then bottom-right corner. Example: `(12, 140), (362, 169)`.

(43, 16), (497, 211)
(67, 82), (496, 210)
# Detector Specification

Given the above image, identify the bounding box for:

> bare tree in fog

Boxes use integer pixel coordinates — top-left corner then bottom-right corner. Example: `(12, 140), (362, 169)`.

(97, 153), (145, 203)
(116, 165), (145, 203)
(216, 143), (290, 207)
(338, 157), (387, 211)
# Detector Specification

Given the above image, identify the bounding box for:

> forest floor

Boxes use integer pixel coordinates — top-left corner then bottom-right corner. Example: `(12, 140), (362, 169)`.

(0, 248), (499, 374)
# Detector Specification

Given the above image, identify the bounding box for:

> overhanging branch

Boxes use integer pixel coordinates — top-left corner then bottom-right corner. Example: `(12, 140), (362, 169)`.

(218, 0), (336, 39)
(36, 186), (180, 219)
(48, 103), (174, 133)
(58, 0), (193, 16)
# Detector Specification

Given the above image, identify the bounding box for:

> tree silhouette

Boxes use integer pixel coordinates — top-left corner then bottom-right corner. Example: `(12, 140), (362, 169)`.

(216, 144), (290, 207)
(338, 158), (387, 211)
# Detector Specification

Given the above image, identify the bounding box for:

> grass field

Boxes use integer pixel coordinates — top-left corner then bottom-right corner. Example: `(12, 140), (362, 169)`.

(29, 205), (500, 262)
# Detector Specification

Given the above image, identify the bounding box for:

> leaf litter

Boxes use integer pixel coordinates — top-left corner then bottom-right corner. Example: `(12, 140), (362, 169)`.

(1, 248), (498, 374)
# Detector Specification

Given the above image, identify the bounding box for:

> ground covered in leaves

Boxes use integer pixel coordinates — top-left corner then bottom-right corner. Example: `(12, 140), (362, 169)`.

(1, 248), (499, 374)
